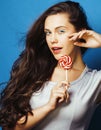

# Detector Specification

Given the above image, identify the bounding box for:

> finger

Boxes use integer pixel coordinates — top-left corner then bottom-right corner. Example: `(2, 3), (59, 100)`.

(68, 33), (79, 41)
(53, 93), (65, 103)
(78, 30), (87, 39)
(69, 30), (87, 41)
(74, 41), (87, 47)
(78, 30), (93, 39)
(58, 93), (68, 103)
(53, 87), (68, 102)
(58, 97), (64, 103)
(65, 92), (69, 103)
(56, 81), (68, 89)
(57, 89), (69, 103)
(60, 81), (70, 103)
(61, 81), (70, 103)
(56, 87), (67, 94)
(61, 81), (70, 89)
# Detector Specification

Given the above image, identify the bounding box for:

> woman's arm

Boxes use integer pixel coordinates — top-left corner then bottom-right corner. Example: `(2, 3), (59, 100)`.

(5, 81), (69, 130)
(14, 104), (54, 130)
(69, 30), (101, 48)
(3, 104), (54, 130)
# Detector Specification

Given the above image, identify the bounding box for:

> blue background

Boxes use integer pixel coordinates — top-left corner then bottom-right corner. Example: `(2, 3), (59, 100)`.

(0, 0), (101, 130)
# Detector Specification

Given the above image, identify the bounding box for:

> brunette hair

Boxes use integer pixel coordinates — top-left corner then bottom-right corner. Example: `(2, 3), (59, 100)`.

(0, 0), (91, 128)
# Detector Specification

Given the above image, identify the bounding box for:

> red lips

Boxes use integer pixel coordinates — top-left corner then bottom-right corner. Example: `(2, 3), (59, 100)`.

(51, 47), (62, 54)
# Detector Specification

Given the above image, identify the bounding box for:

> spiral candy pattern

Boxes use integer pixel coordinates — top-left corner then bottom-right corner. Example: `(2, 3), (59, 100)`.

(59, 55), (72, 69)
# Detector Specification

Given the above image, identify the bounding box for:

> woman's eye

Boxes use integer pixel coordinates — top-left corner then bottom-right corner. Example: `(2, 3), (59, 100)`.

(58, 30), (65, 34)
(45, 31), (51, 36)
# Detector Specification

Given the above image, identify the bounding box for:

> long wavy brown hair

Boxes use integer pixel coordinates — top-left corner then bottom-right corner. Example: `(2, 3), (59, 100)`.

(0, 0), (91, 128)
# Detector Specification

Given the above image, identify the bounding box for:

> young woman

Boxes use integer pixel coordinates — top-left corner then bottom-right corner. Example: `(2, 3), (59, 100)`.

(0, 1), (101, 130)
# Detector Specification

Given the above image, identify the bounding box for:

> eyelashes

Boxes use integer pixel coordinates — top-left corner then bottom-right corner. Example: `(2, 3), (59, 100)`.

(44, 29), (66, 36)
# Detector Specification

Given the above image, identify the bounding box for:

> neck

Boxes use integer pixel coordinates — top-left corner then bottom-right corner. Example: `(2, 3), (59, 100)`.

(70, 48), (85, 71)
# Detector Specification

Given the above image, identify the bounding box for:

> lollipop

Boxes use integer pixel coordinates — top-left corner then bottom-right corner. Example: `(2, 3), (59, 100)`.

(59, 55), (72, 69)
(58, 55), (72, 81)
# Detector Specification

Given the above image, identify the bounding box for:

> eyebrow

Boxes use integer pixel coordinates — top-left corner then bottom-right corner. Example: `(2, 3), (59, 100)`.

(44, 26), (68, 31)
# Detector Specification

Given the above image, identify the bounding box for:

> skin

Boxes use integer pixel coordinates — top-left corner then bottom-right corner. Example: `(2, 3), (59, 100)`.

(44, 13), (79, 60)
(69, 30), (101, 48)
(4, 13), (101, 130)
(44, 13), (86, 83)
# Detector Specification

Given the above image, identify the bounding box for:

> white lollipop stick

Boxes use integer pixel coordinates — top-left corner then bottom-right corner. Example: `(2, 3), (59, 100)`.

(66, 69), (68, 82)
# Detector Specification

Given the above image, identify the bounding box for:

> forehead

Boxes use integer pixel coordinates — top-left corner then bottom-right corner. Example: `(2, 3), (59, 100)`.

(44, 13), (73, 29)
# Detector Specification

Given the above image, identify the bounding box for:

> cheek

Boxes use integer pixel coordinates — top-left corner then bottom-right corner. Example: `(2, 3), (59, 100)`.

(46, 36), (50, 44)
(60, 31), (73, 39)
(61, 36), (75, 51)
(59, 34), (69, 43)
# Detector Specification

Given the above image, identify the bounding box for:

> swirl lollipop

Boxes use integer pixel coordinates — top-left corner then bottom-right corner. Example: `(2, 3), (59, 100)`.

(58, 55), (72, 81)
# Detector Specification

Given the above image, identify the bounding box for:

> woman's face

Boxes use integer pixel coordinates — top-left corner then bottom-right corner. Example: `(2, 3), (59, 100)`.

(44, 13), (79, 60)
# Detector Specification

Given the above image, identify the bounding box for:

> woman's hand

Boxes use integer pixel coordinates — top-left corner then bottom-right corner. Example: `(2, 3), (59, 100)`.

(47, 81), (70, 110)
(69, 30), (101, 48)
(14, 81), (69, 130)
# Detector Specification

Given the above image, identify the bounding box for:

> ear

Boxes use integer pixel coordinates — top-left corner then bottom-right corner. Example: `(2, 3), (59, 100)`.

(17, 116), (26, 125)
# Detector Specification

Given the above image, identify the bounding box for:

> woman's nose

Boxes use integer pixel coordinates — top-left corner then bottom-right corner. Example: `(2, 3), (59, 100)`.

(50, 34), (58, 43)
